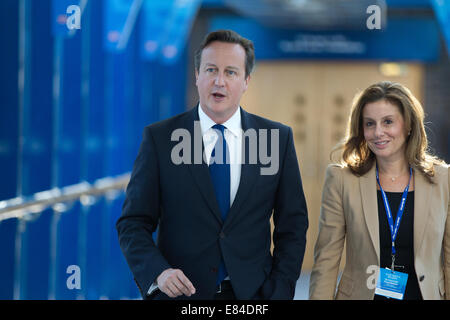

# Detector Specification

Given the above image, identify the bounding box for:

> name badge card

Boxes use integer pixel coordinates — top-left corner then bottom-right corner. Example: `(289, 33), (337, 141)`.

(375, 268), (408, 300)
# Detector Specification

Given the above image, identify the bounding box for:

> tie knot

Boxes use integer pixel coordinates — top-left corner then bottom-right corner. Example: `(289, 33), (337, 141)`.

(212, 124), (226, 135)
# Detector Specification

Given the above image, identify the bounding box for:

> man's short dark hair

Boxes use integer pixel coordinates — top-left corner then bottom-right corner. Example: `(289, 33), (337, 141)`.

(194, 29), (255, 79)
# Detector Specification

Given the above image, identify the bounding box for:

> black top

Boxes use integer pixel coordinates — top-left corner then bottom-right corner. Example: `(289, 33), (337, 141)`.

(374, 190), (423, 300)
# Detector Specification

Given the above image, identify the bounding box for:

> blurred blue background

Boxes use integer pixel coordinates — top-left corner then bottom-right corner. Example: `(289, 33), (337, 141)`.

(0, 0), (449, 300)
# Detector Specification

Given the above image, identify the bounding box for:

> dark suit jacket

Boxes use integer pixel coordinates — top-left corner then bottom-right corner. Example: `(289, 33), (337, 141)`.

(116, 105), (308, 300)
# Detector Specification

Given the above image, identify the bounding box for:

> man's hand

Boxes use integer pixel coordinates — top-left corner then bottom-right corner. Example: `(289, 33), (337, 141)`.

(156, 268), (196, 298)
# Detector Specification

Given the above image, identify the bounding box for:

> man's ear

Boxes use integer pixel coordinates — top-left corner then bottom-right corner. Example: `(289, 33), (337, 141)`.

(195, 70), (199, 86)
(243, 74), (251, 91)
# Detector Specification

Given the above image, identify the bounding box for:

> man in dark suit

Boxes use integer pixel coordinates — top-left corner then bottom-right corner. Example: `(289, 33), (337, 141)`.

(116, 30), (308, 300)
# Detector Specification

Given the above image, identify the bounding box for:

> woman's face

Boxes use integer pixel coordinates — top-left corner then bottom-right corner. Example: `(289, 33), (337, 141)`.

(362, 99), (409, 163)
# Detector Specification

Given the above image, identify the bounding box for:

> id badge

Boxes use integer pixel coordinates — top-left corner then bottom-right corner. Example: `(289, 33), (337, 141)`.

(374, 268), (408, 300)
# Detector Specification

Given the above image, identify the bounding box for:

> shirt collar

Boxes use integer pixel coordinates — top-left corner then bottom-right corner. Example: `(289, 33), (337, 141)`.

(198, 104), (242, 138)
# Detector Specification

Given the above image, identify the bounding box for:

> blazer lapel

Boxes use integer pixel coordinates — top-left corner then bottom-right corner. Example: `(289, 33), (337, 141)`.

(413, 170), (432, 256)
(223, 108), (259, 229)
(185, 106), (223, 224)
(360, 164), (380, 262)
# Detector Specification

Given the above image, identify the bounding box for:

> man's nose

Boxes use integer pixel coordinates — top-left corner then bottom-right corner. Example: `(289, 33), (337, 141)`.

(214, 73), (225, 86)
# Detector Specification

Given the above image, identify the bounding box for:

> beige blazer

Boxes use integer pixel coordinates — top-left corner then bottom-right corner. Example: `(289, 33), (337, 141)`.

(309, 163), (450, 300)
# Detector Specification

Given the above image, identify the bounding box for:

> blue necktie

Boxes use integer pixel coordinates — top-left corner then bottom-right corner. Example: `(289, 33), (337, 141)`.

(208, 124), (230, 285)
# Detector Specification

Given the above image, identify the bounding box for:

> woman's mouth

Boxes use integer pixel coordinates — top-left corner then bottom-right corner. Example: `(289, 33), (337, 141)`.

(373, 140), (389, 149)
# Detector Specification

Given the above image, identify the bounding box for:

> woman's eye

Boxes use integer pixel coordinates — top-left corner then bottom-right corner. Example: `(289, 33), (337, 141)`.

(384, 119), (393, 124)
(365, 121), (373, 127)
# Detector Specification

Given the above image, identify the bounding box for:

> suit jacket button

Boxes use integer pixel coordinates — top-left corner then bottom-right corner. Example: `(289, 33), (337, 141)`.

(419, 275), (425, 282)
(219, 232), (225, 239)
(211, 267), (218, 273)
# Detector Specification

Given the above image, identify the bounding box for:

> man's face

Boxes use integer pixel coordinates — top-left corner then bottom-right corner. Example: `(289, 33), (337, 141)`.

(195, 41), (250, 124)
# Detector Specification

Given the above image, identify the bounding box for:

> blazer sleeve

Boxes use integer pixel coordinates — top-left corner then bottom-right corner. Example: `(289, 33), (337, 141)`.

(309, 164), (346, 300)
(444, 166), (450, 300)
(264, 126), (309, 299)
(116, 127), (171, 298)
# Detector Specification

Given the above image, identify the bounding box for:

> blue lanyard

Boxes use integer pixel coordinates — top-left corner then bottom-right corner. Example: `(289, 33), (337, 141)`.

(375, 164), (412, 260)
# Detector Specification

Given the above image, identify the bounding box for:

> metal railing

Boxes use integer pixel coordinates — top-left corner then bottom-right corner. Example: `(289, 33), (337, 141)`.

(0, 173), (131, 222)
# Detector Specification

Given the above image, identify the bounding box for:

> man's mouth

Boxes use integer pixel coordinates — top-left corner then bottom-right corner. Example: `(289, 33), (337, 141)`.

(211, 92), (226, 102)
(212, 92), (226, 98)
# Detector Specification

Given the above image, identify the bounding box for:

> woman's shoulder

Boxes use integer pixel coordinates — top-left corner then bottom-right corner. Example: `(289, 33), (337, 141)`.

(325, 163), (360, 183)
(433, 162), (449, 184)
(431, 162), (449, 178)
(326, 163), (356, 175)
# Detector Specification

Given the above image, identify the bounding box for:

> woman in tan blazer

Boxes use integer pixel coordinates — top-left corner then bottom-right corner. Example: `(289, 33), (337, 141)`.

(309, 81), (449, 300)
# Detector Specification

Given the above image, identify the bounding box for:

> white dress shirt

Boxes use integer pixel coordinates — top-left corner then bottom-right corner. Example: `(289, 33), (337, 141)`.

(198, 104), (242, 207)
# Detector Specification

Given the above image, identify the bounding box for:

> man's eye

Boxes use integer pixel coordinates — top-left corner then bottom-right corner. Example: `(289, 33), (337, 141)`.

(206, 68), (216, 73)
(226, 70), (236, 75)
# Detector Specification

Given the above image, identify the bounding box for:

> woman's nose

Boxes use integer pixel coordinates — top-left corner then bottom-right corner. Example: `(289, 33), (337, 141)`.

(374, 124), (384, 138)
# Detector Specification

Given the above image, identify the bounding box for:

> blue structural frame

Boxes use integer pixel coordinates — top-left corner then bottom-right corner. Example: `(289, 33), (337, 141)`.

(81, 0), (108, 300)
(0, 0), (189, 300)
(17, 0), (54, 300)
(0, 0), (19, 300)
(51, 20), (82, 300)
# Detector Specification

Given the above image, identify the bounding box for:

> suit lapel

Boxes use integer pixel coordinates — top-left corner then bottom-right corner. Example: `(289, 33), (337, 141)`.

(223, 108), (259, 229)
(185, 106), (223, 224)
(185, 106), (261, 226)
(413, 170), (432, 256)
(360, 164), (380, 262)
